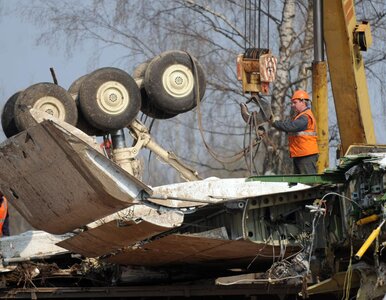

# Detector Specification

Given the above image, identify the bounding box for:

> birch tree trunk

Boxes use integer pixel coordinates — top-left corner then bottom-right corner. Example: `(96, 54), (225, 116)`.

(265, 0), (297, 174)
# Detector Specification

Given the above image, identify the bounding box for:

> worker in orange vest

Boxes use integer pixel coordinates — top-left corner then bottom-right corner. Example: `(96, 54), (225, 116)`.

(0, 192), (10, 237)
(270, 90), (319, 174)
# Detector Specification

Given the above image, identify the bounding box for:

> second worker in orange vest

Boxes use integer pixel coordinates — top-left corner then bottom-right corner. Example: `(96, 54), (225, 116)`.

(270, 90), (319, 174)
(0, 193), (10, 237)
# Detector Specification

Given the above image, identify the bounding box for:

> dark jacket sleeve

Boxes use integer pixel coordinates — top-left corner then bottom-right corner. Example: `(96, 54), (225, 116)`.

(2, 213), (10, 236)
(272, 114), (308, 133)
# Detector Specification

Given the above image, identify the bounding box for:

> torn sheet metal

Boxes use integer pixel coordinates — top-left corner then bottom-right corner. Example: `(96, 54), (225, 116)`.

(366, 152), (386, 169)
(305, 262), (386, 299)
(215, 272), (267, 285)
(305, 271), (360, 296)
(0, 120), (151, 234)
(57, 205), (184, 257)
(104, 234), (298, 267)
(150, 177), (313, 208)
(0, 231), (71, 264)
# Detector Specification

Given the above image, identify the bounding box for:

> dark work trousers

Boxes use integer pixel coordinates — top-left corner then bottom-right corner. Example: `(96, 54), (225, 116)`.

(293, 154), (318, 174)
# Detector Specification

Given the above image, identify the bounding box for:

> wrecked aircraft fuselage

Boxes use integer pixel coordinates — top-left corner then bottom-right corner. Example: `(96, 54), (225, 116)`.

(0, 119), (386, 299)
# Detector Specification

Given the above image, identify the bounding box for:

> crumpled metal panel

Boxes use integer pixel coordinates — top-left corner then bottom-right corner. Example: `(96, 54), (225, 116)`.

(57, 205), (184, 257)
(0, 230), (71, 263)
(150, 177), (312, 208)
(104, 234), (298, 267)
(0, 120), (151, 234)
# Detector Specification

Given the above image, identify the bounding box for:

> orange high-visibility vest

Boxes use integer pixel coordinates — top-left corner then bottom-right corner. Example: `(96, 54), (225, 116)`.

(0, 196), (8, 237)
(288, 109), (319, 158)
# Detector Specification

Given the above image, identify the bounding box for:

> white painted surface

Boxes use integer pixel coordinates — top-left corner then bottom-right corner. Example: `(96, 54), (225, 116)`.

(0, 230), (71, 261)
(150, 177), (312, 207)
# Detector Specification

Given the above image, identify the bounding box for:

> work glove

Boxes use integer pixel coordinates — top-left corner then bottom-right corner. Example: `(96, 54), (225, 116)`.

(269, 114), (280, 124)
(257, 125), (266, 137)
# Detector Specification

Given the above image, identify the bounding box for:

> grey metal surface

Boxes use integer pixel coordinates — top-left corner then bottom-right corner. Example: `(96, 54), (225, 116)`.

(0, 120), (151, 234)
(111, 129), (127, 149)
(150, 178), (312, 208)
(314, 0), (324, 61)
(0, 230), (71, 264)
(58, 205), (184, 257)
(105, 234), (298, 267)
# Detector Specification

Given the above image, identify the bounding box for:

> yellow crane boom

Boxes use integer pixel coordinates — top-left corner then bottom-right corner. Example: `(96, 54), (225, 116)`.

(323, 0), (376, 155)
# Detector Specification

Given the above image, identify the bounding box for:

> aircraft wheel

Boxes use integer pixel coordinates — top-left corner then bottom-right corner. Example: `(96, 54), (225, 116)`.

(78, 67), (141, 131)
(68, 75), (109, 136)
(133, 60), (178, 120)
(133, 60), (151, 80)
(14, 82), (78, 131)
(143, 50), (206, 114)
(1, 91), (22, 138)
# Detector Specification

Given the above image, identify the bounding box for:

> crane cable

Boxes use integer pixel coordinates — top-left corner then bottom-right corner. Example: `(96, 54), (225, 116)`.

(187, 1), (274, 173)
(241, 0), (282, 175)
(187, 53), (264, 165)
(243, 112), (264, 175)
(244, 0), (263, 49)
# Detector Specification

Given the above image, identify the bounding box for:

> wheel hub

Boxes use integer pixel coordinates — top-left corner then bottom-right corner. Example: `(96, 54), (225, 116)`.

(162, 64), (194, 98)
(96, 81), (130, 115)
(109, 94), (118, 102)
(34, 97), (66, 120)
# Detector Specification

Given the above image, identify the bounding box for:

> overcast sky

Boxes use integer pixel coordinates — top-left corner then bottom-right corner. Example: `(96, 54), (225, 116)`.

(0, 1), (104, 142)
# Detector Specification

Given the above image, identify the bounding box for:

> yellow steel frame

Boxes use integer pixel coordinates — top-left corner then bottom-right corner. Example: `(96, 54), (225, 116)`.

(312, 61), (329, 173)
(323, 0), (376, 155)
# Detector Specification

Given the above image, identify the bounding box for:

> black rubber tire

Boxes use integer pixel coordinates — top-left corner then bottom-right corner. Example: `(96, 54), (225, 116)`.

(143, 50), (206, 114)
(68, 75), (108, 136)
(133, 60), (178, 120)
(140, 89), (178, 119)
(14, 82), (78, 131)
(133, 60), (151, 80)
(1, 91), (22, 138)
(79, 67), (141, 131)
(68, 74), (89, 105)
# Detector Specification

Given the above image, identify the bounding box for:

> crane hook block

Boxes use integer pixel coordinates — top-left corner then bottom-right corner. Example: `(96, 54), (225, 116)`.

(236, 48), (277, 95)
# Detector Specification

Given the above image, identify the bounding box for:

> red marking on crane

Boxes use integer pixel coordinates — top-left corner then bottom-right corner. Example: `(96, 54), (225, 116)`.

(343, 0), (354, 23)
(260, 55), (277, 83)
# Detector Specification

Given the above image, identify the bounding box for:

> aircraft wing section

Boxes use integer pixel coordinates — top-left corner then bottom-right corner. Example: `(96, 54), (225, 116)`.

(104, 234), (298, 267)
(57, 205), (184, 257)
(0, 120), (151, 234)
(150, 177), (313, 207)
